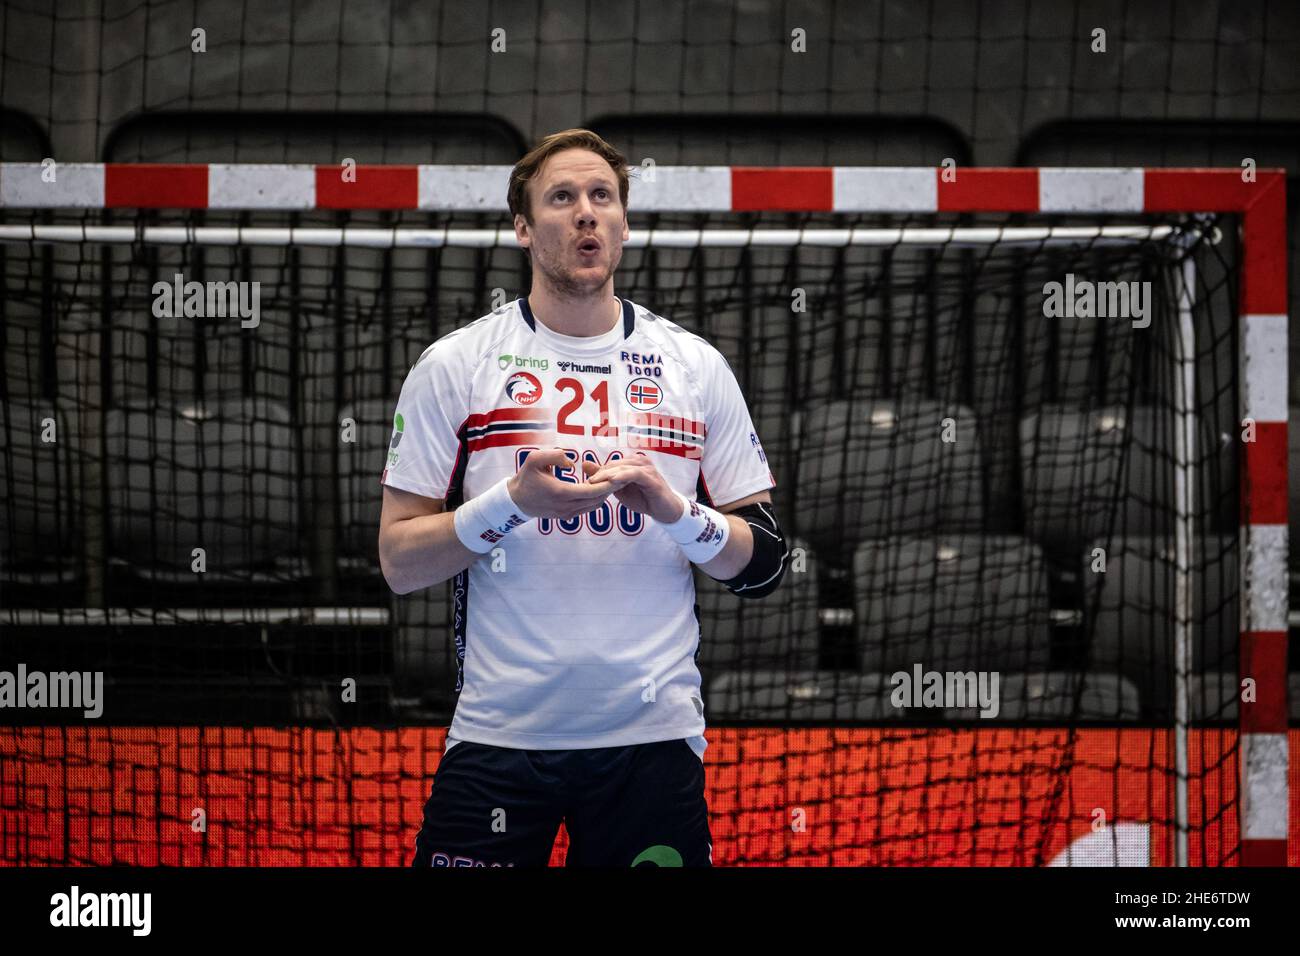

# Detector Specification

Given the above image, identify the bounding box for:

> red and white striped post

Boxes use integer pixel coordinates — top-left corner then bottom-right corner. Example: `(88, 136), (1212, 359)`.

(0, 161), (1288, 864)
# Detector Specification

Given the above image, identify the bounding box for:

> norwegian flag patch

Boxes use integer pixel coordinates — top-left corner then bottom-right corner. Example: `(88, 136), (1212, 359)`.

(625, 377), (663, 410)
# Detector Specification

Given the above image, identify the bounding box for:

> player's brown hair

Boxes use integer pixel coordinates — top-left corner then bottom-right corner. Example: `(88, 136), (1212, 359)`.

(508, 128), (629, 225)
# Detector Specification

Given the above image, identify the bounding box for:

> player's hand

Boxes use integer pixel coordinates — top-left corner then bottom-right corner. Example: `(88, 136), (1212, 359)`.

(507, 448), (630, 521)
(583, 453), (685, 524)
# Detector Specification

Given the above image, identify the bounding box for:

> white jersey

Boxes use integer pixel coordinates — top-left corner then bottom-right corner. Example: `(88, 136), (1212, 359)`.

(381, 296), (775, 757)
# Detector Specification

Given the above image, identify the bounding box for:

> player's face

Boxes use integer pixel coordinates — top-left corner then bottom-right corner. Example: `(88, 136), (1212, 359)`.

(517, 148), (629, 299)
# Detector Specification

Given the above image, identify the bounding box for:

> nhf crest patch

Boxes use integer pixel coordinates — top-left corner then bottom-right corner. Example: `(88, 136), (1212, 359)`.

(506, 372), (543, 406)
(625, 377), (663, 410)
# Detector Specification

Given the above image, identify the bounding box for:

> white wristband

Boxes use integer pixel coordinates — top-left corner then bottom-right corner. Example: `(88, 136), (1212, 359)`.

(453, 478), (532, 554)
(661, 490), (730, 564)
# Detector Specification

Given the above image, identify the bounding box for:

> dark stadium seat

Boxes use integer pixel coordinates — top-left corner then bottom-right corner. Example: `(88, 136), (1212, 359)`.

(1189, 672), (1240, 721)
(1082, 535), (1238, 720)
(939, 671), (1141, 721)
(706, 670), (901, 720)
(1021, 405), (1170, 558)
(1025, 267), (1147, 407)
(795, 398), (985, 563)
(104, 398), (307, 590)
(390, 577), (459, 716)
(0, 399), (81, 597)
(852, 535), (1053, 675)
(693, 536), (819, 673)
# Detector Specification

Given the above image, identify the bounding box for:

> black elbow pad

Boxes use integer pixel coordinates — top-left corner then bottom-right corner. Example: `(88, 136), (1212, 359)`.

(719, 501), (789, 599)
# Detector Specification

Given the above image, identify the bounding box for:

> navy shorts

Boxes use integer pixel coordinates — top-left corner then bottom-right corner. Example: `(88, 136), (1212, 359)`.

(411, 738), (712, 867)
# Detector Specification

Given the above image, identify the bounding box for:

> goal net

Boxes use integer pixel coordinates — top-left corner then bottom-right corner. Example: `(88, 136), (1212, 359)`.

(0, 164), (1288, 866)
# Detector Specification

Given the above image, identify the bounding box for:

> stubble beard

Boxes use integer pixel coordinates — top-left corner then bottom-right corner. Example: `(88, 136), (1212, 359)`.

(533, 246), (618, 304)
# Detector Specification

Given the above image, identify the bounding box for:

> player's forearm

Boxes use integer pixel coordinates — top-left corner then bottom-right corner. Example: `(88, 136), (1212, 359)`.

(380, 511), (482, 594)
(697, 513), (753, 580)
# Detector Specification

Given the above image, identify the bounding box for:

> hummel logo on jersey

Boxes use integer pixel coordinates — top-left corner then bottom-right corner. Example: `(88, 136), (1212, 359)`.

(556, 360), (612, 374)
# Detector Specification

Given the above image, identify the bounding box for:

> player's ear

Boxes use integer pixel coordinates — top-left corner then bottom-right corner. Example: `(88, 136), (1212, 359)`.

(513, 212), (531, 251)
(621, 209), (629, 242)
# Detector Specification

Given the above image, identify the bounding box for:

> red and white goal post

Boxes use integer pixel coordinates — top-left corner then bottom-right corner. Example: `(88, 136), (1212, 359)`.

(0, 162), (1288, 866)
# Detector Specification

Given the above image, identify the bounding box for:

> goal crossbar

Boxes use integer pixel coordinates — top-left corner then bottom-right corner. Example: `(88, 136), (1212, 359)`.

(0, 163), (1287, 866)
(0, 223), (1185, 249)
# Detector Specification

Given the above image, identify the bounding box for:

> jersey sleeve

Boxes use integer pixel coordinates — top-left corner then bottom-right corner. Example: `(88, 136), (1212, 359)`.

(698, 346), (776, 507)
(379, 341), (471, 500)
